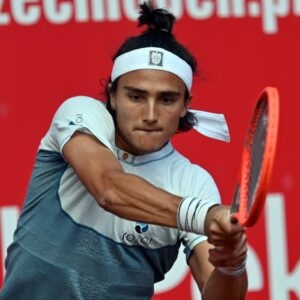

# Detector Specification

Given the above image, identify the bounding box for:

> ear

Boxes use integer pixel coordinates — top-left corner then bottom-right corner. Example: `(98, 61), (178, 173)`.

(180, 94), (192, 117)
(108, 83), (117, 110)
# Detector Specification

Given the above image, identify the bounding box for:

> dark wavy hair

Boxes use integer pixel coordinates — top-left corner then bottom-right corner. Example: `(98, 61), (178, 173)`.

(105, 0), (198, 132)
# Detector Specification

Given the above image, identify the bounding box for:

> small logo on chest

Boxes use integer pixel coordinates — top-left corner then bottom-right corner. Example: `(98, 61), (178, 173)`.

(121, 222), (153, 246)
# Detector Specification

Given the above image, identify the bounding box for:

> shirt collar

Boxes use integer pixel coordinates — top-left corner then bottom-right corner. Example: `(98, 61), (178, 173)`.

(116, 142), (174, 166)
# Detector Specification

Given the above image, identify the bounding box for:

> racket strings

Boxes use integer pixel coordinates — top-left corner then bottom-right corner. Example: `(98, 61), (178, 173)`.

(246, 101), (268, 210)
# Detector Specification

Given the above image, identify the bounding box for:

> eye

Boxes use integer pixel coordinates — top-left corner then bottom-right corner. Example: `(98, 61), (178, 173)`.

(160, 96), (177, 105)
(128, 93), (144, 102)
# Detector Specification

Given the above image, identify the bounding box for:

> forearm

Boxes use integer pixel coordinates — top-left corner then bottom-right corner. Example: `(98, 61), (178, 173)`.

(190, 208), (248, 299)
(95, 170), (216, 234)
(202, 268), (248, 300)
(95, 169), (180, 227)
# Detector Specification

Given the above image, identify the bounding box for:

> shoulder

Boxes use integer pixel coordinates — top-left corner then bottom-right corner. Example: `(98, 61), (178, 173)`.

(56, 96), (108, 115)
(40, 96), (115, 153)
(52, 95), (114, 128)
(169, 147), (220, 201)
(171, 148), (211, 178)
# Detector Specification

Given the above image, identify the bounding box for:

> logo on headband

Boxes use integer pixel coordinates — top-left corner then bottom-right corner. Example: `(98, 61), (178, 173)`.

(149, 50), (163, 67)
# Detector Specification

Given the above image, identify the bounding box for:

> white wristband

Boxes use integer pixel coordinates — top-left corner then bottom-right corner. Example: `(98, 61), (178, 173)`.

(176, 196), (216, 234)
(218, 261), (247, 277)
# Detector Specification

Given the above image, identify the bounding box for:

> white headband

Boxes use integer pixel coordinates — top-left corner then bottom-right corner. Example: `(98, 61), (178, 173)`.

(190, 109), (230, 142)
(111, 47), (193, 91)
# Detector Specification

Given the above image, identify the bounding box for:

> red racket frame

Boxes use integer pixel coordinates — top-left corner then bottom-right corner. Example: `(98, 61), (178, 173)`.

(230, 87), (280, 227)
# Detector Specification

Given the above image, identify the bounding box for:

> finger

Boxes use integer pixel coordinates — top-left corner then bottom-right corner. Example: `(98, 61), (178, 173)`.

(208, 231), (246, 249)
(208, 234), (248, 265)
(208, 245), (248, 268)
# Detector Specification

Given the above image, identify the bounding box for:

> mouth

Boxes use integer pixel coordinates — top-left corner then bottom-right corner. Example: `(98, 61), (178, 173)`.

(135, 128), (162, 133)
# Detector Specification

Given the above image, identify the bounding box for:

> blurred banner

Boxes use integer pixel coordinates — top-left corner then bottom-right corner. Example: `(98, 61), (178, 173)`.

(0, 1), (299, 299)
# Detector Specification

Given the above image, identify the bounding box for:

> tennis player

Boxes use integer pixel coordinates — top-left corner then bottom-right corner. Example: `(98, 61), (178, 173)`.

(0, 1), (248, 299)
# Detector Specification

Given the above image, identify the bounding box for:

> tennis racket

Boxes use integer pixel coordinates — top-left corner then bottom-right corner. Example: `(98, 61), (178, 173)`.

(230, 87), (280, 227)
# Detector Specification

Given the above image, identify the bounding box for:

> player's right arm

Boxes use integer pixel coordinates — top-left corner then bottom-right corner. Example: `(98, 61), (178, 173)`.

(63, 131), (181, 228)
(63, 131), (245, 245)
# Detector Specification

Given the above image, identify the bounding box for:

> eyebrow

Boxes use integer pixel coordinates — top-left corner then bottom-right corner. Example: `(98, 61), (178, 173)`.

(123, 86), (182, 97)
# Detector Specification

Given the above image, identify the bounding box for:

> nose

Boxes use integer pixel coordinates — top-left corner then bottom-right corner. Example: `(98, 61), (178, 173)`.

(143, 100), (158, 123)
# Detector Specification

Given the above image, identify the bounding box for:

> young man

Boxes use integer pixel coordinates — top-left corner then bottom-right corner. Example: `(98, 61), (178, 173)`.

(1, 1), (248, 299)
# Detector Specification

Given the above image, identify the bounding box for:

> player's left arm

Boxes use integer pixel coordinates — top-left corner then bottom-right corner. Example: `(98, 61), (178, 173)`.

(188, 241), (214, 291)
(189, 238), (248, 300)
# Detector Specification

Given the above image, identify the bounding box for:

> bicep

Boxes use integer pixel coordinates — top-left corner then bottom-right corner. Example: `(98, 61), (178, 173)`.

(62, 131), (122, 198)
(188, 240), (215, 292)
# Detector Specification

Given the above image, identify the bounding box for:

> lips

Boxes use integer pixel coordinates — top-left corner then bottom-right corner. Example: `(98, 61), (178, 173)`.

(135, 128), (162, 133)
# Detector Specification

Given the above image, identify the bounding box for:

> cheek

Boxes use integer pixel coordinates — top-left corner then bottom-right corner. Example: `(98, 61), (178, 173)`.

(170, 106), (186, 122)
(115, 107), (135, 132)
(164, 114), (181, 133)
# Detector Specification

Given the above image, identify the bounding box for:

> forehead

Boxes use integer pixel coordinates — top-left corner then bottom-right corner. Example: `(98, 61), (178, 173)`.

(117, 69), (186, 93)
